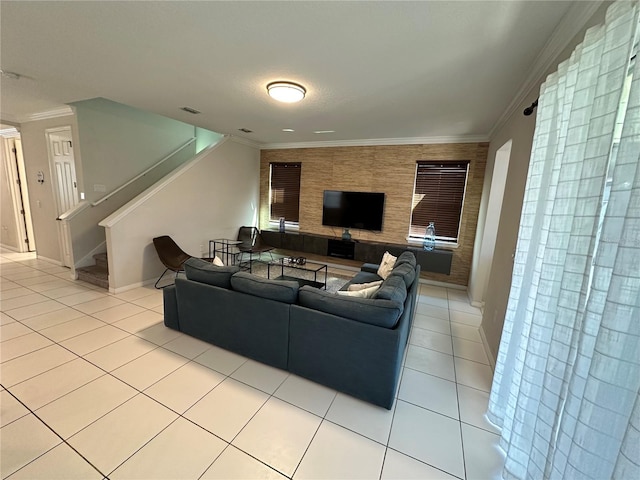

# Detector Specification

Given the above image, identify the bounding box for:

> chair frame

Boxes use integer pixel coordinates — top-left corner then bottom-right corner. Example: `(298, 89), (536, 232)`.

(236, 227), (274, 272)
(152, 235), (192, 289)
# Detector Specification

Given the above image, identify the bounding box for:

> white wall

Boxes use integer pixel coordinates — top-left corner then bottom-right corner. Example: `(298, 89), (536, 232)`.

(72, 98), (197, 203)
(468, 140), (511, 307)
(102, 138), (260, 292)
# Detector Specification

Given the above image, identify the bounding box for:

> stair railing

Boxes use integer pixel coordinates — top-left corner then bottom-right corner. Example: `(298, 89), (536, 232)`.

(91, 137), (195, 206)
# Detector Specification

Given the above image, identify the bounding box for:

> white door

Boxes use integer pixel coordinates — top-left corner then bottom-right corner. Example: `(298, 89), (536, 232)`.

(46, 127), (78, 266)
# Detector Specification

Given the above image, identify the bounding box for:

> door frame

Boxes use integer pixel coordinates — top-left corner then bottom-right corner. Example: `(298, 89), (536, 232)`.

(45, 125), (78, 267)
(1, 134), (33, 252)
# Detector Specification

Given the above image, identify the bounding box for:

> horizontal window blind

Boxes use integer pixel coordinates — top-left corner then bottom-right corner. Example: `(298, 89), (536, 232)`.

(410, 161), (469, 241)
(270, 163), (301, 223)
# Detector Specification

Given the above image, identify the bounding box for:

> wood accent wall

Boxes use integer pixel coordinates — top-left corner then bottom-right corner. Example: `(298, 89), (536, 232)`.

(260, 143), (489, 286)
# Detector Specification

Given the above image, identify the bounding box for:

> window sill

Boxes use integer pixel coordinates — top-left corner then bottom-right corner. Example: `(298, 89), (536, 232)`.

(406, 237), (459, 250)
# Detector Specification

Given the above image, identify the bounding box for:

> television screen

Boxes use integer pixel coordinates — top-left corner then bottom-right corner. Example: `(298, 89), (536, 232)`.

(322, 190), (385, 231)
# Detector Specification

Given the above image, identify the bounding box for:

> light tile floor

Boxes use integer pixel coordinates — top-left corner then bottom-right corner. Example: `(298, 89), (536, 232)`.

(0, 250), (504, 479)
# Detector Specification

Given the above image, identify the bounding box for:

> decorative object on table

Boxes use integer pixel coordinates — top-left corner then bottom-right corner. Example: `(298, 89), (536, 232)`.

(423, 222), (436, 251)
(341, 228), (351, 241)
(287, 256), (306, 266)
(279, 217), (286, 233)
(152, 235), (193, 288)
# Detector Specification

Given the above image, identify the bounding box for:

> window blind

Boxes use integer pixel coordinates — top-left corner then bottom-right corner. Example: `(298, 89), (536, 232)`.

(410, 161), (469, 241)
(270, 163), (301, 223)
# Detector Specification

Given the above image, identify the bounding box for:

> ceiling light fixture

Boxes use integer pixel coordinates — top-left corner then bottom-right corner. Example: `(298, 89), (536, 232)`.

(282, 128), (295, 132)
(267, 82), (306, 103)
(313, 130), (335, 134)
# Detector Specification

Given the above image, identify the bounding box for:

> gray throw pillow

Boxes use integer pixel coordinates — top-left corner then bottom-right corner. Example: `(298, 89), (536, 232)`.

(184, 257), (239, 289)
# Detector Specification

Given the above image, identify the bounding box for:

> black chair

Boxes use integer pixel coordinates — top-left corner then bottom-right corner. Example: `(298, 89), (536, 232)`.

(237, 227), (274, 272)
(152, 235), (192, 288)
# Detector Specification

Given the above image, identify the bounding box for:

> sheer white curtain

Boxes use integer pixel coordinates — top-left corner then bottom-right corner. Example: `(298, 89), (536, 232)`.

(487, 2), (640, 479)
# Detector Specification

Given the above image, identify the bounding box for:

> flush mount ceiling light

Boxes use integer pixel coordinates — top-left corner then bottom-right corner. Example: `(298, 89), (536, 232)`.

(267, 82), (306, 103)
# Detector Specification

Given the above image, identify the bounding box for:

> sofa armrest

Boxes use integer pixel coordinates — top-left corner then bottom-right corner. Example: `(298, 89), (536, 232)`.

(361, 263), (380, 274)
(163, 285), (180, 330)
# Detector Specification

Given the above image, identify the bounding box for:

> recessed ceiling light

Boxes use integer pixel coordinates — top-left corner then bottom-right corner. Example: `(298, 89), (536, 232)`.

(313, 130), (335, 134)
(282, 128), (295, 132)
(267, 82), (306, 103)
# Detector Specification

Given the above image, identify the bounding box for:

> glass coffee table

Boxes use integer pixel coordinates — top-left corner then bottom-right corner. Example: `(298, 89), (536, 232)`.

(267, 257), (328, 289)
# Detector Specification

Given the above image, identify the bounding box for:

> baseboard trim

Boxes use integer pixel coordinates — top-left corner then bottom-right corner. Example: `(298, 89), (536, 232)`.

(0, 243), (23, 253)
(418, 278), (466, 290)
(110, 277), (156, 295)
(36, 255), (63, 266)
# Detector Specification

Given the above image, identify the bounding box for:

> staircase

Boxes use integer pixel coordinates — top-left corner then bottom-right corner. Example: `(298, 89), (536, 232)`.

(76, 253), (109, 289)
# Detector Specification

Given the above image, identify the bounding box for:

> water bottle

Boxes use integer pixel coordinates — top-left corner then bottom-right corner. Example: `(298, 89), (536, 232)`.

(423, 222), (436, 251)
(279, 217), (285, 233)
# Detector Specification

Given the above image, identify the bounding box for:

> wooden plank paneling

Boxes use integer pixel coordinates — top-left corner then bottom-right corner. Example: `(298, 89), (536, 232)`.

(260, 143), (488, 286)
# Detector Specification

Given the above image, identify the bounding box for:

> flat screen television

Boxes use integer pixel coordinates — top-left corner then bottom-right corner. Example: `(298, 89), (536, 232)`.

(322, 190), (385, 231)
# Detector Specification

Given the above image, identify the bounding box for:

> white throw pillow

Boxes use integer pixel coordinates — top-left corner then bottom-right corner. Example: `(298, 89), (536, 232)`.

(377, 251), (397, 280)
(347, 280), (383, 292)
(337, 284), (380, 298)
(212, 256), (224, 267)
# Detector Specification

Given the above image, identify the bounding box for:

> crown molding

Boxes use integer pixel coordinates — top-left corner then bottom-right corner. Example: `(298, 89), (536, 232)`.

(228, 134), (262, 149)
(489, 0), (604, 138)
(260, 134), (490, 150)
(18, 106), (74, 123)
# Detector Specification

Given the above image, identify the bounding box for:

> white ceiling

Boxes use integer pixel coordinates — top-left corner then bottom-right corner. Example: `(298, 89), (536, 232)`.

(1, 1), (596, 146)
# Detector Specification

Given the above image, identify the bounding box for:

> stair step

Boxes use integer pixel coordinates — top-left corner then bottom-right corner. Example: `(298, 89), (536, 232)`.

(93, 253), (108, 269)
(77, 265), (109, 290)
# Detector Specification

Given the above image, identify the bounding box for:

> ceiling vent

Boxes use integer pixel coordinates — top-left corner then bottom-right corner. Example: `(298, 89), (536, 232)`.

(180, 106), (201, 114)
(238, 128), (253, 133)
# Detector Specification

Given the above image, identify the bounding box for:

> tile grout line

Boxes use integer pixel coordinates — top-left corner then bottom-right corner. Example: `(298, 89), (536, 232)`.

(449, 290), (469, 480)
(1, 388), (106, 479)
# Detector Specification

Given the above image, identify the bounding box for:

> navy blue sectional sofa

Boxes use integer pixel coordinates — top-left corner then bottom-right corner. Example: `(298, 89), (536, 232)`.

(162, 251), (420, 409)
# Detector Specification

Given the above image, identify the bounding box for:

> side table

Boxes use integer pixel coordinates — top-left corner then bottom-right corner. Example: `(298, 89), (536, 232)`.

(209, 239), (242, 266)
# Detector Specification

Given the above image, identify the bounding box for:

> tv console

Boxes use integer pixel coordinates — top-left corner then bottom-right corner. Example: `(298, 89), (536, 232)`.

(327, 238), (355, 260)
(261, 230), (453, 275)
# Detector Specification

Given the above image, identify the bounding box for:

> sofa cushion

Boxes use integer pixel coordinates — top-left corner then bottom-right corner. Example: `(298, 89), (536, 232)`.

(348, 271), (382, 286)
(374, 275), (408, 304)
(184, 257), (239, 289)
(337, 284), (380, 298)
(298, 286), (404, 328)
(231, 272), (299, 304)
(389, 263), (416, 288)
(347, 280), (383, 291)
(394, 251), (417, 269)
